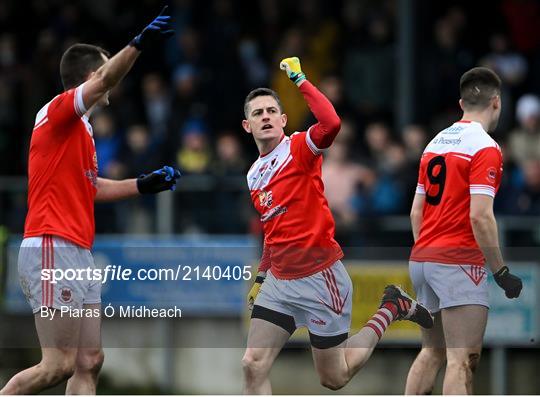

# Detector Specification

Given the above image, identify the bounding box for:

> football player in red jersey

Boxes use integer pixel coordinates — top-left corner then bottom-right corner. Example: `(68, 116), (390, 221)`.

(405, 67), (523, 395)
(1, 7), (179, 395)
(241, 57), (434, 394)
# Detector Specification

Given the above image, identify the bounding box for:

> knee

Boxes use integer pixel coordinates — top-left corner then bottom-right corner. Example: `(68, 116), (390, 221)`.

(447, 351), (480, 374)
(467, 352), (481, 373)
(320, 373), (349, 391)
(42, 356), (76, 384)
(76, 350), (105, 375)
(241, 352), (271, 383)
(420, 347), (446, 367)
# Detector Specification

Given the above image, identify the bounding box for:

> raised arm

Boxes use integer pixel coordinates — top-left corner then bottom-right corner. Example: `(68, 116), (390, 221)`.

(81, 6), (174, 111)
(280, 57), (341, 149)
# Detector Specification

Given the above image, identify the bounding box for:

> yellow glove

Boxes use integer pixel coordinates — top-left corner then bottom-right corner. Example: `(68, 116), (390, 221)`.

(279, 57), (306, 86)
(247, 271), (266, 310)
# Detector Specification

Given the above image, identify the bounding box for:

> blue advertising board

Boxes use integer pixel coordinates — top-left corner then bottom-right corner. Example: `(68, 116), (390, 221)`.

(485, 263), (540, 345)
(4, 235), (258, 316)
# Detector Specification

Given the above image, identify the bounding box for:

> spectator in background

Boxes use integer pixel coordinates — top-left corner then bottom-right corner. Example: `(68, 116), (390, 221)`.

(298, 0), (339, 76)
(343, 10), (395, 119)
(204, 0), (244, 129)
(247, 0), (282, 59)
(91, 110), (121, 177)
(176, 118), (212, 174)
(508, 94), (540, 165)
(165, 24), (200, 68)
(120, 124), (160, 176)
(480, 33), (528, 131)
(211, 132), (249, 233)
(482, 33), (528, 87)
(93, 110), (125, 234)
(507, 159), (540, 215)
(165, 0), (193, 69)
(370, 143), (407, 214)
(239, 38), (269, 88)
(402, 124), (428, 163)
(364, 121), (393, 169)
(322, 140), (370, 228)
(420, 8), (474, 129)
(170, 64), (205, 122)
(341, 0), (368, 49)
(114, 124), (163, 234)
(141, 73), (172, 141)
(402, 124), (428, 203)
(213, 132), (247, 176)
(501, 0), (540, 55)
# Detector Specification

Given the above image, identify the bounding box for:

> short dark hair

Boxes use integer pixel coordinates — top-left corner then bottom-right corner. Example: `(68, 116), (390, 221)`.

(60, 43), (110, 90)
(244, 88), (283, 118)
(460, 67), (501, 110)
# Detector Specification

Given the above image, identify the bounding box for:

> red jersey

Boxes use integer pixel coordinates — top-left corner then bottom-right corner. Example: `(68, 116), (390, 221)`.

(248, 83), (343, 280)
(24, 83), (98, 249)
(410, 120), (503, 266)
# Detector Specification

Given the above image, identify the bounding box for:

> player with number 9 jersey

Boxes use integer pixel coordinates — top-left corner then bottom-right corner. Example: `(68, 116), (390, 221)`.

(410, 120), (503, 266)
(405, 67), (522, 395)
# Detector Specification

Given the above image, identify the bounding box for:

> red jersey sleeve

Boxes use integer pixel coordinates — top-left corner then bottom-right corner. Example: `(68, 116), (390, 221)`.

(291, 131), (320, 172)
(415, 154), (428, 195)
(469, 147), (503, 197)
(299, 81), (341, 154)
(47, 83), (87, 128)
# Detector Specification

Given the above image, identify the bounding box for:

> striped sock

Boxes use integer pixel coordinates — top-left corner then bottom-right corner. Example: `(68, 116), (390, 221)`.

(364, 303), (398, 339)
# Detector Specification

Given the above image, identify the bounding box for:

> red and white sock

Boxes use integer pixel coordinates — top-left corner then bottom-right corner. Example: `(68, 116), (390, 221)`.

(364, 303), (398, 339)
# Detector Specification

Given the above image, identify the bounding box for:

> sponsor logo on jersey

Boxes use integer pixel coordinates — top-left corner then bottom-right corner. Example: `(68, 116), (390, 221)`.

(433, 137), (462, 146)
(487, 167), (497, 183)
(261, 205), (287, 223)
(442, 125), (464, 134)
(258, 190), (273, 208)
(60, 287), (73, 303)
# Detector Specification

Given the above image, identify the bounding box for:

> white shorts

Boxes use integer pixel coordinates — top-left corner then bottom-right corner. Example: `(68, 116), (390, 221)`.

(409, 261), (489, 313)
(18, 235), (101, 314)
(254, 260), (352, 347)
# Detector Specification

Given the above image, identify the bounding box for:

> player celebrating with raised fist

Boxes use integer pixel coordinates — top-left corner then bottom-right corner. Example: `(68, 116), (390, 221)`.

(1, 6), (179, 395)
(405, 67), (523, 395)
(241, 57), (434, 394)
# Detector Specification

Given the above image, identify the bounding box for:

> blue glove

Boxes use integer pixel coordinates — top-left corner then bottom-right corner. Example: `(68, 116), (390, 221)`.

(137, 166), (181, 194)
(129, 6), (174, 51)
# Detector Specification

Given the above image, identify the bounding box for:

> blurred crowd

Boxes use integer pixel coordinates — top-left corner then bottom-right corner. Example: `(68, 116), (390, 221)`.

(1, 0), (540, 238)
